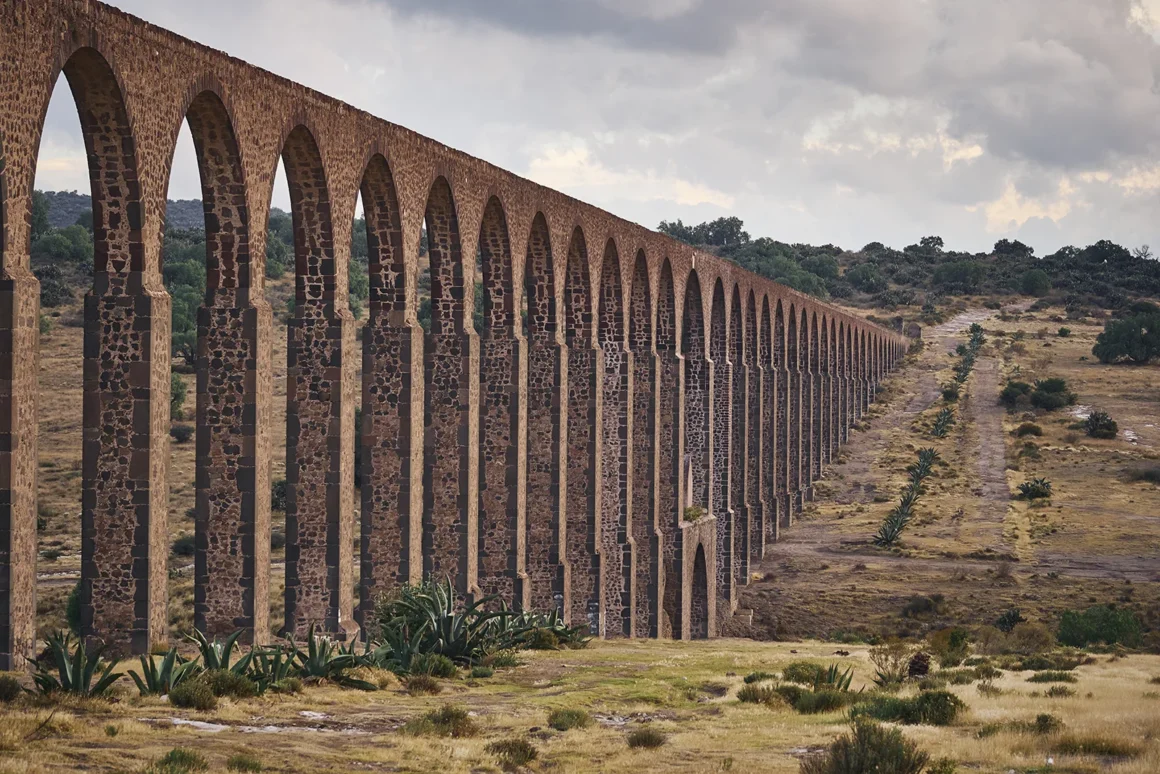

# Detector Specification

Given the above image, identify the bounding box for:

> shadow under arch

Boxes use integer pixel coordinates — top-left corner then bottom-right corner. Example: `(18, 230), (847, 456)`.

(690, 542), (709, 640)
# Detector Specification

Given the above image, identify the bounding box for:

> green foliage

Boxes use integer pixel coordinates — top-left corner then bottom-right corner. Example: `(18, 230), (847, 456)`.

(170, 373), (187, 420)
(404, 704), (479, 737)
(187, 628), (253, 675)
(146, 748), (208, 774)
(927, 628), (970, 668)
(875, 448), (939, 546)
(851, 691), (965, 726)
(1084, 410), (1118, 439)
(270, 479), (287, 512)
(932, 260), (985, 293)
(404, 674), (441, 695)
(737, 683), (779, 705)
(128, 647), (201, 696)
(163, 673), (218, 710)
(999, 380), (1032, 408)
(868, 641), (914, 688)
(1018, 477), (1052, 500)
(290, 624), (378, 690)
(1015, 423), (1042, 438)
(793, 689), (862, 714)
(1052, 733), (1142, 757)
(203, 668), (258, 699)
(486, 738), (538, 771)
(547, 707), (592, 730)
(1092, 311), (1160, 364)
(226, 754), (263, 772)
(940, 382), (960, 402)
(930, 407), (955, 438)
(1057, 327), (1071, 337)
(846, 263), (888, 293)
(0, 674), (22, 702)
(409, 652), (458, 678)
(469, 665), (494, 679)
(171, 534), (195, 557)
(781, 661), (825, 685)
(170, 424), (194, 444)
(31, 191), (51, 241)
(1057, 604), (1143, 647)
(1030, 378), (1076, 410)
(626, 727), (667, 749)
(1021, 268), (1052, 297)
(743, 670), (776, 684)
(995, 608), (1026, 633)
(1045, 685), (1076, 698)
(1026, 671), (1077, 684)
(799, 719), (930, 774)
(31, 631), (122, 697)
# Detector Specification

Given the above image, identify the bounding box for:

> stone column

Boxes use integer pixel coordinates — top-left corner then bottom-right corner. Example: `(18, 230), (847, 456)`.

(565, 341), (601, 632)
(775, 362), (791, 530)
(599, 338), (630, 636)
(787, 357), (802, 520)
(745, 344), (762, 567)
(710, 351), (732, 615)
(524, 336), (565, 613)
(656, 347), (683, 638)
(761, 362), (778, 548)
(629, 335), (659, 638)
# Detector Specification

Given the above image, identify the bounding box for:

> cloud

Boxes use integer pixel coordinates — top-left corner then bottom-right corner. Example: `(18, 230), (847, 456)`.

(27, 0), (1160, 256)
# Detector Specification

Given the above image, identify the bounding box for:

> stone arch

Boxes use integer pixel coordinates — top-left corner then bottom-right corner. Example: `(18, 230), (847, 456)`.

(479, 197), (514, 337)
(476, 195), (521, 603)
(280, 122), (355, 638)
(358, 151), (411, 625)
(564, 226), (599, 630)
(523, 212), (563, 613)
(655, 259), (681, 637)
(690, 543), (709, 640)
(628, 251), (657, 638)
(708, 279), (730, 612)
(424, 177), (465, 335)
(598, 238), (629, 636)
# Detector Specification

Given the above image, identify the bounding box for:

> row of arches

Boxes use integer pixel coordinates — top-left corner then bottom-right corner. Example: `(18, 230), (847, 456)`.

(0, 34), (906, 665)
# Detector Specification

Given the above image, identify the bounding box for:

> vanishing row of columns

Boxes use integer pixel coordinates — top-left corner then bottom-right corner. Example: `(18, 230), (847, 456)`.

(0, 38), (906, 668)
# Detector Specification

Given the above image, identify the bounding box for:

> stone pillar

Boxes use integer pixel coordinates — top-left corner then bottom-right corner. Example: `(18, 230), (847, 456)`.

(629, 339), (659, 638)
(656, 347), (683, 638)
(761, 363), (778, 549)
(775, 362), (791, 530)
(710, 351), (732, 615)
(599, 339), (630, 636)
(525, 337), (565, 613)
(745, 347), (762, 567)
(787, 360), (802, 520)
(565, 341), (601, 632)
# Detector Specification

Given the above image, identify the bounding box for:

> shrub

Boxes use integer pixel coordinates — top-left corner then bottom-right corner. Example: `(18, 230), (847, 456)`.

(526, 627), (560, 650)
(928, 628), (970, 668)
(800, 718), (929, 774)
(404, 705), (478, 738)
(852, 691), (965, 726)
(941, 383), (960, 402)
(744, 670), (776, 684)
(31, 632), (122, 697)
(869, 641), (914, 687)
(1057, 604), (1142, 647)
(170, 424), (194, 444)
(548, 707), (591, 730)
(1084, 410), (1118, 439)
(1021, 269), (1052, 297)
(410, 653), (458, 679)
(1126, 464), (1160, 485)
(404, 674), (441, 696)
(999, 380), (1032, 408)
(1030, 378), (1076, 410)
(0, 674), (21, 702)
(1014, 423), (1042, 438)
(1027, 671), (1077, 684)
(1057, 327), (1071, 337)
(226, 754), (263, 773)
(782, 661), (825, 685)
(995, 608), (1026, 633)
(1092, 311), (1160, 364)
(470, 665), (494, 679)
(1006, 622), (1055, 655)
(170, 374), (188, 421)
(270, 478), (288, 512)
(269, 677), (302, 694)
(902, 594), (945, 618)
(1018, 478), (1052, 500)
(1045, 685), (1076, 698)
(270, 530), (286, 550)
(927, 760), (957, 774)
(171, 534), (195, 557)
(626, 727), (667, 749)
(737, 684), (779, 705)
(918, 675), (947, 691)
(907, 652), (931, 679)
(169, 677), (217, 710)
(795, 689), (858, 714)
(204, 669), (257, 699)
(486, 738), (538, 771)
(1053, 733), (1142, 757)
(148, 748), (208, 774)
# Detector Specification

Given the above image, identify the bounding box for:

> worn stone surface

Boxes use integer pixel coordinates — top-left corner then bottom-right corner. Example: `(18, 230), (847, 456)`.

(0, 0), (904, 666)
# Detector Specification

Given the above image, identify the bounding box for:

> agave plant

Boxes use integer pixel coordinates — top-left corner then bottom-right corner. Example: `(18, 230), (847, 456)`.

(1018, 477), (1053, 500)
(374, 579), (514, 667)
(187, 628), (254, 675)
(31, 631), (122, 697)
(128, 646), (201, 696)
(249, 644), (296, 694)
(291, 624), (378, 690)
(874, 505), (913, 547)
(930, 407), (955, 438)
(813, 663), (855, 692)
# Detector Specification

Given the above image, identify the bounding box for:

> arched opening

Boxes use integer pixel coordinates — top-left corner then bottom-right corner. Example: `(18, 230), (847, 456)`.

(681, 271), (708, 515)
(774, 301), (788, 517)
(420, 176), (471, 597)
(759, 296), (775, 545)
(838, 322), (847, 438)
(356, 152), (408, 626)
(598, 239), (628, 636)
(564, 226), (597, 631)
(476, 196), (520, 603)
(690, 543), (709, 640)
(523, 213), (562, 614)
(810, 311), (821, 482)
(655, 260), (680, 637)
(32, 47), (160, 654)
(628, 251), (656, 638)
(709, 280), (730, 609)
(743, 290), (759, 564)
(787, 305), (800, 508)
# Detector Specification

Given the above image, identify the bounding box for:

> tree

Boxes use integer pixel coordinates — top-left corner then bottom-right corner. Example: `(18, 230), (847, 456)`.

(657, 219), (697, 245)
(31, 190), (50, 241)
(994, 238), (1034, 259)
(931, 260), (985, 293)
(1020, 268), (1051, 297)
(1132, 244), (1154, 261)
(846, 262), (887, 293)
(1092, 312), (1160, 364)
(919, 235), (944, 252)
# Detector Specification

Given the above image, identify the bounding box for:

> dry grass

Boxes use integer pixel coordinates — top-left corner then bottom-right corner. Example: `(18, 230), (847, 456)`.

(0, 640), (1156, 772)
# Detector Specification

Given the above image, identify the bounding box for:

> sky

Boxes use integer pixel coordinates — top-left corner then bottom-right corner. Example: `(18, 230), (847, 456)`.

(32, 0), (1160, 256)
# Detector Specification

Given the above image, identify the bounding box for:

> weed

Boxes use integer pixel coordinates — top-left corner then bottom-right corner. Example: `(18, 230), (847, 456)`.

(404, 674), (441, 696)
(146, 748), (208, 774)
(548, 707), (591, 731)
(736, 684), (779, 705)
(782, 661), (825, 685)
(104, 724), (119, 737)
(928, 628), (970, 668)
(226, 754), (263, 772)
(0, 675), (22, 702)
(1126, 464), (1160, 484)
(1015, 423), (1042, 438)
(800, 718), (929, 774)
(852, 691), (966, 726)
(626, 727), (667, 749)
(1027, 671), (1077, 684)
(1045, 685), (1076, 698)
(470, 665), (494, 679)
(486, 738), (537, 771)
(743, 670), (776, 684)
(1052, 734), (1142, 757)
(403, 705), (478, 738)
(168, 677), (217, 710)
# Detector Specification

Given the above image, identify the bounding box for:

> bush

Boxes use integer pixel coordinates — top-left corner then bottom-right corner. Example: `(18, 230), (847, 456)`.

(204, 669), (257, 699)
(782, 661), (825, 685)
(1014, 423), (1042, 438)
(995, 608), (1026, 633)
(148, 748), (208, 774)
(902, 594), (945, 618)
(226, 754), (263, 773)
(1030, 378), (1076, 410)
(0, 674), (22, 702)
(486, 738), (538, 771)
(1006, 622), (1055, 655)
(737, 684), (779, 705)
(626, 727), (667, 749)
(548, 707), (591, 730)
(1053, 733), (1142, 757)
(1045, 685), (1076, 698)
(1092, 311), (1160, 364)
(1027, 671), (1077, 684)
(404, 674), (441, 696)
(410, 653), (458, 679)
(907, 652), (931, 679)
(795, 689), (858, 714)
(170, 424), (194, 444)
(168, 677), (217, 710)
(869, 641), (914, 687)
(744, 670), (776, 684)
(170, 373), (188, 421)
(928, 628), (970, 668)
(999, 380), (1032, 408)
(800, 718), (930, 774)
(941, 383), (960, 402)
(1126, 464), (1160, 485)
(852, 691), (966, 726)
(1021, 269), (1052, 297)
(1057, 604), (1142, 647)
(1057, 327), (1071, 338)
(1084, 410), (1118, 439)
(404, 705), (478, 738)
(271, 478), (288, 512)
(171, 534), (195, 557)
(1018, 478), (1052, 500)
(470, 665), (494, 679)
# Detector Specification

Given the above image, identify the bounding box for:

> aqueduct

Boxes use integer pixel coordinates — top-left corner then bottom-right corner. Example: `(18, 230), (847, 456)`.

(0, 0), (906, 667)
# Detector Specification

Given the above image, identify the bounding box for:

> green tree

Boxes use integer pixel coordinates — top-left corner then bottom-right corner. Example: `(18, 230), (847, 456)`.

(1020, 268), (1051, 297)
(1092, 312), (1160, 364)
(31, 190), (50, 241)
(931, 260), (985, 293)
(170, 373), (188, 421)
(846, 262), (887, 293)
